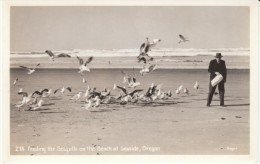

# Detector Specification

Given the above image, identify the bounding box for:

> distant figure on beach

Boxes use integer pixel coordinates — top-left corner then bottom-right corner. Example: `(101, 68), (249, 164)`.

(207, 53), (227, 107)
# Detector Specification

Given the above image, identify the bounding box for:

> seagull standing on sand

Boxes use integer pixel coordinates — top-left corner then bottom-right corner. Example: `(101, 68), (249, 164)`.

(175, 85), (183, 94)
(84, 86), (90, 98)
(82, 78), (87, 83)
(45, 50), (71, 61)
(175, 88), (180, 94)
(178, 34), (189, 44)
(76, 56), (93, 74)
(194, 81), (199, 89)
(84, 96), (101, 111)
(183, 88), (189, 95)
(13, 78), (18, 85)
(84, 100), (92, 110)
(14, 96), (31, 111)
(18, 88), (23, 93)
(27, 100), (44, 111)
(70, 92), (82, 101)
(20, 63), (40, 74)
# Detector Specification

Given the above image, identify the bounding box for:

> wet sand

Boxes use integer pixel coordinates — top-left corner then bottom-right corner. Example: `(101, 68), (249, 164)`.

(10, 69), (249, 155)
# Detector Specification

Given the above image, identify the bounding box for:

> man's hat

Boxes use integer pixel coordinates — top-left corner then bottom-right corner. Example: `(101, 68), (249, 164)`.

(215, 53), (223, 58)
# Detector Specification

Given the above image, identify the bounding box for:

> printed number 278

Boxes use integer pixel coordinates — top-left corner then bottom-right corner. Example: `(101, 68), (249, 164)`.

(15, 146), (25, 152)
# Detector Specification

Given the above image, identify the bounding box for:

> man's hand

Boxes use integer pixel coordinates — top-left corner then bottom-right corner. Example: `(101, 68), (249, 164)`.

(215, 72), (220, 75)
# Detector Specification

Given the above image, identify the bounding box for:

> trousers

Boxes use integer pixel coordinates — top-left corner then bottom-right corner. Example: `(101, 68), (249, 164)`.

(207, 81), (225, 105)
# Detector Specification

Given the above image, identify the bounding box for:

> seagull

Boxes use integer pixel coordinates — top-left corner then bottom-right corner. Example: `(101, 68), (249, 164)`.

(149, 39), (161, 50)
(13, 78), (18, 85)
(18, 91), (31, 98)
(20, 63), (40, 74)
(140, 63), (157, 75)
(14, 96), (31, 111)
(121, 71), (140, 88)
(151, 88), (161, 101)
(175, 88), (180, 94)
(93, 96), (101, 108)
(145, 39), (162, 52)
(121, 70), (131, 84)
(82, 78), (87, 83)
(178, 34), (189, 44)
(139, 38), (161, 54)
(143, 83), (163, 101)
(70, 92), (82, 101)
(139, 37), (150, 54)
(128, 78), (141, 88)
(101, 88), (110, 98)
(183, 88), (189, 95)
(54, 86), (72, 95)
(194, 81), (199, 89)
(138, 55), (154, 64)
(32, 89), (52, 98)
(45, 50), (71, 61)
(84, 100), (93, 110)
(114, 84), (143, 102)
(178, 85), (183, 91)
(84, 86), (90, 98)
(28, 97), (38, 106)
(27, 100), (44, 111)
(84, 96), (101, 111)
(18, 88), (23, 93)
(76, 56), (93, 73)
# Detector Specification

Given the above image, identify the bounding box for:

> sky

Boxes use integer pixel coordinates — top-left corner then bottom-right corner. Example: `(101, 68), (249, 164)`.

(10, 6), (249, 52)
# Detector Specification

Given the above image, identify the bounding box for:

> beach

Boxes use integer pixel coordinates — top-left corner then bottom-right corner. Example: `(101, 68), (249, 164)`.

(10, 68), (249, 155)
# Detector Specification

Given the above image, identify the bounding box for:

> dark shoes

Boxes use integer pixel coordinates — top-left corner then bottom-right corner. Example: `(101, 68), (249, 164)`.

(206, 104), (226, 107)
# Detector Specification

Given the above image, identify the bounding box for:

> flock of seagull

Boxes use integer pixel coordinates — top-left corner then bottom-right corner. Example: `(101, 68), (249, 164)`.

(14, 35), (198, 112)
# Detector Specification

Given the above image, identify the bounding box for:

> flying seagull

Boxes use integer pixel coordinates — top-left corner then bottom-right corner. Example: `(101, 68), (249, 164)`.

(13, 78), (18, 85)
(178, 34), (189, 44)
(139, 38), (161, 55)
(139, 37), (150, 54)
(76, 56), (94, 73)
(32, 89), (52, 98)
(140, 63), (157, 75)
(45, 50), (71, 61)
(54, 86), (72, 94)
(20, 63), (40, 74)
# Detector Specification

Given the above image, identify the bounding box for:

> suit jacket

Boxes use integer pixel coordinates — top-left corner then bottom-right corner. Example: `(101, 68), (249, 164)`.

(208, 59), (227, 82)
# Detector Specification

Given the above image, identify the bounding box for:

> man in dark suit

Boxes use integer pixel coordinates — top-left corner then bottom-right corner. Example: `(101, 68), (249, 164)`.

(207, 53), (227, 107)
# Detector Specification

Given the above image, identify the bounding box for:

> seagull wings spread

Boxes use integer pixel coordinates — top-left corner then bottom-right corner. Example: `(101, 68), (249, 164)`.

(84, 56), (93, 66)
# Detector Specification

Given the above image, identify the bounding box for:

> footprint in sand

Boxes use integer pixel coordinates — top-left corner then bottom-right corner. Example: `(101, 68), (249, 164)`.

(97, 138), (102, 141)
(221, 117), (226, 120)
(235, 116), (242, 118)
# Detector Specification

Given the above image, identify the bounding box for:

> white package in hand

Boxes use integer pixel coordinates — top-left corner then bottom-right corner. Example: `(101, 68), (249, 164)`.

(211, 74), (223, 87)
